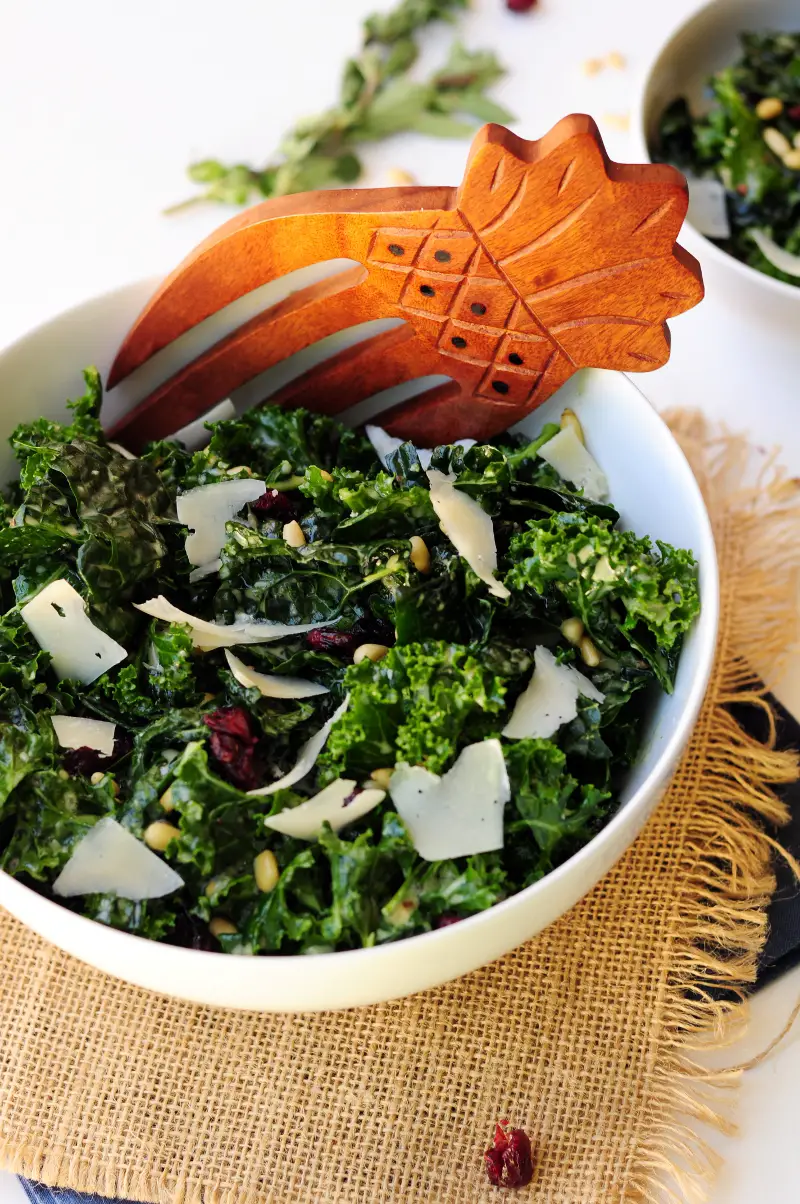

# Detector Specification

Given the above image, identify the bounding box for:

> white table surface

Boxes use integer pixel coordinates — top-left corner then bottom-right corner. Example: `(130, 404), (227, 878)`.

(1, 2), (799, 1200)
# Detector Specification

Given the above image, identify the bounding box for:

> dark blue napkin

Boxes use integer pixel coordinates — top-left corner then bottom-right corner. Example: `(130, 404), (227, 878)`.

(18, 696), (800, 1204)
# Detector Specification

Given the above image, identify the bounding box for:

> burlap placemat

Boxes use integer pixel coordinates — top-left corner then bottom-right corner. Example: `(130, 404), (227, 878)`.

(1, 412), (798, 1204)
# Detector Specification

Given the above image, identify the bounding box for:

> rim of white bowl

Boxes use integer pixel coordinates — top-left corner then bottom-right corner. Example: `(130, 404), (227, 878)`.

(0, 278), (720, 993)
(629, 0), (800, 306)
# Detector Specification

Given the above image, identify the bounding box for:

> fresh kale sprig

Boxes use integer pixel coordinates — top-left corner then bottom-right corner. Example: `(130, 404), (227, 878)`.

(167, 0), (511, 213)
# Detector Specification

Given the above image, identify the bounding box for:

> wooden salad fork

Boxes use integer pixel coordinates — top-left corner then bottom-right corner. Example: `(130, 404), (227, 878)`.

(107, 115), (704, 451)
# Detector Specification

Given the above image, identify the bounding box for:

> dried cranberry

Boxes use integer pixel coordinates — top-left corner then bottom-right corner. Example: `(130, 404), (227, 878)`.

(203, 706), (261, 790)
(305, 629), (361, 657)
(62, 733), (132, 778)
(251, 489), (300, 520)
(505, 0), (537, 11)
(484, 1121), (534, 1188)
(787, 104), (800, 122)
(63, 746), (111, 777)
(436, 914), (462, 928)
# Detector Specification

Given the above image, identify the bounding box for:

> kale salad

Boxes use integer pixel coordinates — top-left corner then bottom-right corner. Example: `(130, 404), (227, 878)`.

(0, 371), (700, 954)
(655, 31), (800, 285)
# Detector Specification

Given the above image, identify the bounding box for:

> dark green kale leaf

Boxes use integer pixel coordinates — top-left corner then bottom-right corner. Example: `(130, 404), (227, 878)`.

(216, 523), (410, 628)
(80, 894), (178, 940)
(0, 769), (116, 880)
(0, 689), (55, 814)
(194, 406), (377, 484)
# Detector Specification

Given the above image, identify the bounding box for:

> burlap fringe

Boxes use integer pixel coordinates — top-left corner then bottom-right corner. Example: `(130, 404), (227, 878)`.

(623, 413), (800, 1204)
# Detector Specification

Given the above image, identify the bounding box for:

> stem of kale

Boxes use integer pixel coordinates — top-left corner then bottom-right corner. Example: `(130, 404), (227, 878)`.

(165, 0), (511, 214)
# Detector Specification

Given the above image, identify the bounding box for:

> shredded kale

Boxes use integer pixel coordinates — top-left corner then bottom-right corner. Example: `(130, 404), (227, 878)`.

(0, 376), (701, 952)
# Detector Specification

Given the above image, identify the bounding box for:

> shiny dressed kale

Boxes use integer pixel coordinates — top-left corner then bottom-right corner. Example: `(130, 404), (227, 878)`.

(0, 374), (700, 952)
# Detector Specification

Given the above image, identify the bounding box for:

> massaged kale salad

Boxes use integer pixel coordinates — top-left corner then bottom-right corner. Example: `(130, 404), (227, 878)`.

(0, 370), (700, 954)
(655, 31), (800, 286)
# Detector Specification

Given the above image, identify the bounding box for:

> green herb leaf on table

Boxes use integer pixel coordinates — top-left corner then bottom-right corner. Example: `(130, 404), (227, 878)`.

(168, 0), (512, 213)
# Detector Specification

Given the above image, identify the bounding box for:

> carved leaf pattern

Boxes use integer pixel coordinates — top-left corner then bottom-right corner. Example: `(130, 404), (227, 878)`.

(456, 118), (702, 374)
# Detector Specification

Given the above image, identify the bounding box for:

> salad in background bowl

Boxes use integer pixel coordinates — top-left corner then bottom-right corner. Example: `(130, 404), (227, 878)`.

(631, 0), (800, 311)
(0, 279), (718, 1011)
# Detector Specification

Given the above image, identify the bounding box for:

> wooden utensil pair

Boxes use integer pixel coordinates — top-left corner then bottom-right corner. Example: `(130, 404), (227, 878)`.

(107, 115), (703, 450)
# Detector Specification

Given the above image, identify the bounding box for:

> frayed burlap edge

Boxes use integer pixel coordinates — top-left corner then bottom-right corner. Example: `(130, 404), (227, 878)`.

(0, 412), (798, 1204)
(621, 411), (800, 1204)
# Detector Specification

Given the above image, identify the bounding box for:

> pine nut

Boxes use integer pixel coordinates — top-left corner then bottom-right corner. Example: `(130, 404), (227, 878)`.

(579, 636), (601, 668)
(561, 617), (585, 645)
(763, 127), (792, 158)
(606, 50), (626, 70)
(756, 97), (783, 120)
(370, 767), (393, 791)
(409, 535), (431, 573)
(209, 917), (237, 939)
(58, 769), (70, 780)
(226, 465), (253, 476)
(353, 643), (390, 665)
(386, 167), (416, 186)
(159, 786), (175, 812)
(582, 57), (603, 76)
(319, 469), (334, 482)
(90, 772), (105, 785)
(783, 148), (800, 170)
(205, 879), (219, 899)
(254, 849), (280, 893)
(560, 408), (585, 444)
(143, 820), (180, 852)
(283, 520), (306, 548)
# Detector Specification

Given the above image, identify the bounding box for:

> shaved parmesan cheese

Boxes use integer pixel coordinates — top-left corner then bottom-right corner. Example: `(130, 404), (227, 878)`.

(107, 441), (136, 460)
(502, 646), (604, 740)
(53, 817), (184, 900)
(189, 559), (222, 583)
(248, 696), (350, 796)
(225, 650), (328, 699)
(51, 716), (116, 756)
(264, 778), (385, 839)
(538, 425), (608, 502)
(177, 478), (267, 567)
(20, 579), (128, 684)
(135, 595), (334, 651)
(750, 228), (800, 278)
(389, 739), (510, 861)
(426, 469), (509, 599)
(366, 424), (405, 468)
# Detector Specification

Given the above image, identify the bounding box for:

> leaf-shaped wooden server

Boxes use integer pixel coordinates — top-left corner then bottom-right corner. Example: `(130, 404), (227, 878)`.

(108, 116), (703, 449)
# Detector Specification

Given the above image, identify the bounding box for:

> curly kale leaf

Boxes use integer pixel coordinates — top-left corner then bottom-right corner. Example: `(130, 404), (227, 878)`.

(504, 738), (612, 871)
(319, 640), (508, 780)
(216, 524), (411, 628)
(506, 513), (699, 686)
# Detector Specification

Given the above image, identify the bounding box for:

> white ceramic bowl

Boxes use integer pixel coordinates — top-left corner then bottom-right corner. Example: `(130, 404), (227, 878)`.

(630, 0), (800, 321)
(0, 279), (719, 1012)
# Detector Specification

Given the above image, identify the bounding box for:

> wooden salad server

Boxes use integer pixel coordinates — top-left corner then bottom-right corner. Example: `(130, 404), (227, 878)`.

(107, 115), (704, 451)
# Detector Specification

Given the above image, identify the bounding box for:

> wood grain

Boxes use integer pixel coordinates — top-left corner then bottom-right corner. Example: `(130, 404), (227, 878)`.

(108, 116), (703, 450)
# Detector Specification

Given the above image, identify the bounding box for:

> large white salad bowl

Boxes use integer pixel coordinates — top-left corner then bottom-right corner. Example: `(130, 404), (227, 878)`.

(0, 278), (718, 1012)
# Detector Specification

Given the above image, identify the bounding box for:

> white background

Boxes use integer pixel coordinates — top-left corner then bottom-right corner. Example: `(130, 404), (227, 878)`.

(1, 1), (799, 1200)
